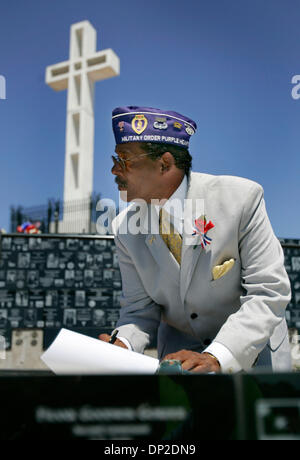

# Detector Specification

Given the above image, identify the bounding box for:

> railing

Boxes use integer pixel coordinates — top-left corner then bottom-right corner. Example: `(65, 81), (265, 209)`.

(10, 194), (103, 234)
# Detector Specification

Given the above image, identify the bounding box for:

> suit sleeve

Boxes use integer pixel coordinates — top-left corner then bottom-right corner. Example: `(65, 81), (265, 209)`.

(213, 182), (291, 371)
(113, 234), (161, 353)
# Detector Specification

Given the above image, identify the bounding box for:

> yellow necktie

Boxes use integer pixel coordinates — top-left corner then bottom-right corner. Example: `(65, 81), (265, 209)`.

(159, 208), (182, 265)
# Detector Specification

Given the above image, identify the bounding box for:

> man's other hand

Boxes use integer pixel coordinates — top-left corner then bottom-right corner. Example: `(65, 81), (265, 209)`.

(162, 350), (221, 373)
(98, 333), (128, 349)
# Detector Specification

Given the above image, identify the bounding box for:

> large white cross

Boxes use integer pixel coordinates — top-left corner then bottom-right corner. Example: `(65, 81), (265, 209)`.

(0, 75), (6, 100)
(46, 20), (120, 232)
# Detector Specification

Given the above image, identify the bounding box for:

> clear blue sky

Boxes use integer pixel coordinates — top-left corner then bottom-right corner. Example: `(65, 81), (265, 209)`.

(0, 0), (299, 238)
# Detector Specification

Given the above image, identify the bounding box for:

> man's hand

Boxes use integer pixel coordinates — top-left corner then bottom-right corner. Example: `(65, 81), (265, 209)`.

(162, 350), (221, 373)
(98, 333), (128, 349)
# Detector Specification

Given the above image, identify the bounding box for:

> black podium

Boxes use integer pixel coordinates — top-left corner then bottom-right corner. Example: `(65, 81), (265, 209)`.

(0, 371), (299, 440)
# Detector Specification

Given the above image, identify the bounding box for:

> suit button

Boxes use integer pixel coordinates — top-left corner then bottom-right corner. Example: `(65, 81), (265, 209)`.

(204, 338), (211, 346)
(190, 313), (198, 319)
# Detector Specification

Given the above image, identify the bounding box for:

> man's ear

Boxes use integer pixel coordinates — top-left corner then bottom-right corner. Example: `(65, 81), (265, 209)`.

(160, 152), (174, 171)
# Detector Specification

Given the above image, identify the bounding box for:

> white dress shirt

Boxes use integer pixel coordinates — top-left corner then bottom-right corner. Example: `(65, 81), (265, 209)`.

(118, 175), (242, 374)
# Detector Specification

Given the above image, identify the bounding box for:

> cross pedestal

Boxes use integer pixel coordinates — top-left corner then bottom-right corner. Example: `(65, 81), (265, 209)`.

(46, 21), (120, 233)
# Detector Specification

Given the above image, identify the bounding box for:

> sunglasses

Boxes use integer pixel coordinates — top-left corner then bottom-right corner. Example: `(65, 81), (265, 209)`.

(111, 153), (153, 170)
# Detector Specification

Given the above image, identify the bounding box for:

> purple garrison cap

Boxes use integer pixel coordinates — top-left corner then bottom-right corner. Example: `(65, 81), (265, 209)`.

(112, 106), (197, 148)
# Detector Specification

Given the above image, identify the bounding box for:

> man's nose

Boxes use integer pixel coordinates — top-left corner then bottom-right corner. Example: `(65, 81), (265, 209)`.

(111, 156), (124, 175)
(111, 162), (122, 175)
(111, 165), (122, 176)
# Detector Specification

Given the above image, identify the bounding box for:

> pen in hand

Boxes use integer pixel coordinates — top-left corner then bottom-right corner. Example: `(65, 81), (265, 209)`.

(109, 330), (119, 344)
(99, 330), (127, 349)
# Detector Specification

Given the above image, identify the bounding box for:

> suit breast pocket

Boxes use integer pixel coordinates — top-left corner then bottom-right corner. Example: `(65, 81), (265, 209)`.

(210, 259), (241, 290)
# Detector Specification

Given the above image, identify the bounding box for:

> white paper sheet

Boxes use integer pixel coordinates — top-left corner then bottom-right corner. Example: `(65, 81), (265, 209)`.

(41, 328), (160, 375)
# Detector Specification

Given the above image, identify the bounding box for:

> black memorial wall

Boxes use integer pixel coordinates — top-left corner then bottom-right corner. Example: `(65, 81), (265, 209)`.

(0, 234), (122, 350)
(0, 234), (299, 352)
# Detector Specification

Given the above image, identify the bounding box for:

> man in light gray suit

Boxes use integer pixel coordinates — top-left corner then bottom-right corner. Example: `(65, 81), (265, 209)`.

(100, 106), (292, 374)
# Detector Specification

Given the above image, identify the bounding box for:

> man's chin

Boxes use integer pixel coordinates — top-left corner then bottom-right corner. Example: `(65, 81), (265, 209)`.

(119, 189), (146, 203)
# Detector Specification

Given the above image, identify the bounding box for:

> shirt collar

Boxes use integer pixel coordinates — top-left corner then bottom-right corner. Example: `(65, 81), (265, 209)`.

(163, 175), (187, 216)
(154, 175), (187, 234)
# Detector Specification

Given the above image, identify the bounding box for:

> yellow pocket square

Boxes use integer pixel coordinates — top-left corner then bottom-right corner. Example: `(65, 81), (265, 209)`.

(212, 259), (235, 280)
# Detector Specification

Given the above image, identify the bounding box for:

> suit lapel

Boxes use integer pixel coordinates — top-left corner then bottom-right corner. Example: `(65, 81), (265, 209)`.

(141, 203), (180, 285)
(180, 173), (208, 303)
(145, 234), (180, 285)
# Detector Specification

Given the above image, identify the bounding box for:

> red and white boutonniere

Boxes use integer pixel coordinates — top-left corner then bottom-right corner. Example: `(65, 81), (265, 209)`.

(192, 215), (215, 249)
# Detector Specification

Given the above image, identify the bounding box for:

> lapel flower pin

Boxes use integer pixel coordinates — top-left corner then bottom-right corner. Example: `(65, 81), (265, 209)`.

(192, 215), (215, 249)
